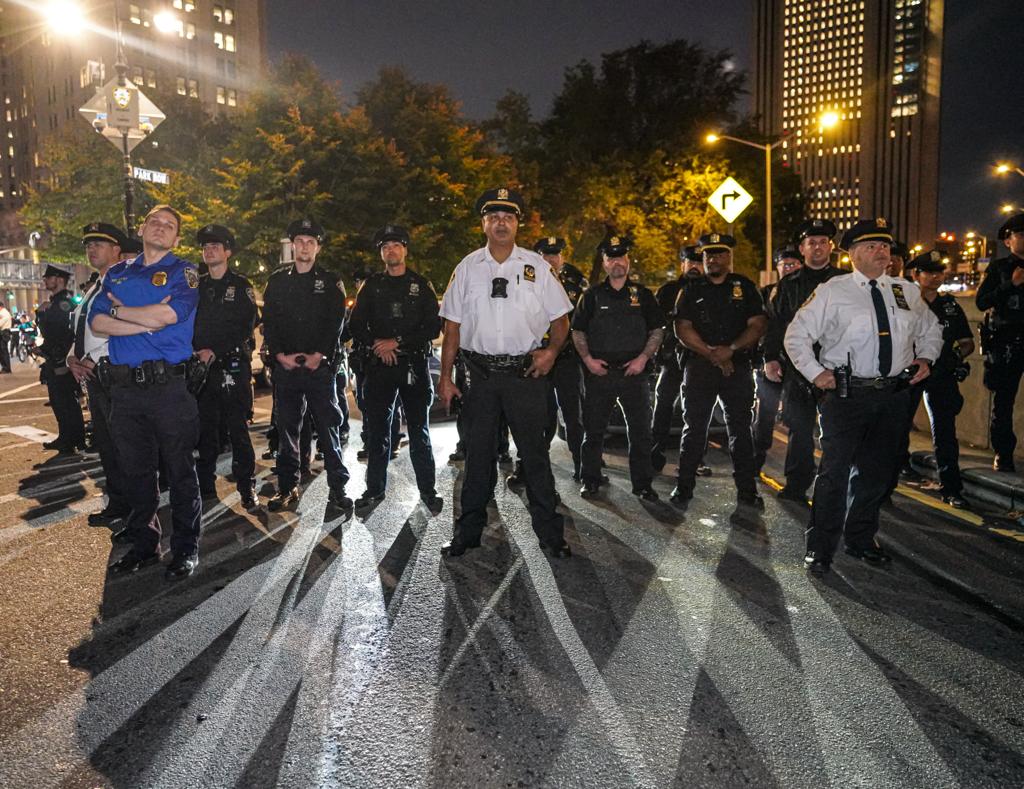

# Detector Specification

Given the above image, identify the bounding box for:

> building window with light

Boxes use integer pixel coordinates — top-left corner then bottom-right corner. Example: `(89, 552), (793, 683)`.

(132, 66), (144, 85)
(188, 79), (199, 99)
(130, 4), (142, 24)
(225, 35), (235, 52)
(213, 4), (224, 22)
(214, 31), (224, 49)
(176, 77), (186, 96)
(185, 22), (196, 39)
(224, 8), (234, 24)
(216, 86), (226, 104)
(227, 88), (237, 107)
(146, 69), (157, 88)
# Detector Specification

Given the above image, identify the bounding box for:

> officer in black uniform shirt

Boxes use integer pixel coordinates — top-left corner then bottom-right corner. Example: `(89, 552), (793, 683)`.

(651, 244), (704, 472)
(887, 241), (911, 280)
(673, 233), (767, 508)
(349, 224), (442, 513)
(976, 212), (1024, 472)
(573, 235), (664, 500)
(895, 250), (973, 507)
(763, 218), (845, 504)
(192, 224), (260, 509)
(753, 247), (802, 473)
(37, 263), (85, 453)
(261, 218), (351, 512)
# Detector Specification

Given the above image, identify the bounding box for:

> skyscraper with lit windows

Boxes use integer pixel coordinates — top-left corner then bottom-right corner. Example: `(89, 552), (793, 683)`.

(754, 0), (944, 247)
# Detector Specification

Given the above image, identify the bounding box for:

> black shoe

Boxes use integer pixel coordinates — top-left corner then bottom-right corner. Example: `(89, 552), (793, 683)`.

(539, 538), (572, 558)
(441, 535), (481, 557)
(777, 488), (810, 507)
(110, 526), (133, 544)
(899, 465), (923, 482)
(165, 554), (198, 580)
(88, 507), (130, 527)
(497, 451), (513, 465)
(579, 482), (600, 499)
(239, 487), (259, 510)
(633, 486), (659, 502)
(695, 465), (713, 477)
(42, 439), (64, 450)
(994, 456), (1016, 473)
(941, 493), (969, 509)
(507, 462), (526, 488)
(844, 543), (892, 565)
(651, 451), (666, 473)
(354, 490), (386, 509)
(669, 486), (692, 507)
(738, 492), (765, 510)
(327, 489), (353, 511)
(421, 492), (443, 515)
(109, 551), (161, 574)
(571, 470), (582, 483)
(804, 551), (830, 576)
(357, 448), (369, 461)
(261, 449), (277, 460)
(448, 448), (465, 462)
(268, 488), (299, 512)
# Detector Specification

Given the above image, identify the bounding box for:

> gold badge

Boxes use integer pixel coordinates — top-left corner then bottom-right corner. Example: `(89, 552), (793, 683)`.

(629, 286), (640, 306)
(876, 217), (887, 227)
(151, 271), (168, 287)
(548, 236), (556, 245)
(523, 264), (536, 282)
(497, 187), (509, 200)
(732, 282), (743, 300)
(610, 236), (620, 247)
(184, 267), (199, 289)
(711, 233), (720, 243)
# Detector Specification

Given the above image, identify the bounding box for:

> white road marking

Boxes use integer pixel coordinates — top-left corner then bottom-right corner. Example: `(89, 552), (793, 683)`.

(1, 425), (58, 443)
(0, 381), (44, 400)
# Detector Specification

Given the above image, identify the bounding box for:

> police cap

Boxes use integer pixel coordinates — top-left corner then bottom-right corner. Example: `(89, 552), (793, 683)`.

(287, 218), (326, 243)
(678, 244), (702, 262)
(475, 187), (524, 217)
(534, 236), (565, 255)
(196, 223), (236, 249)
(840, 217), (895, 250)
(998, 212), (1024, 240)
(373, 224), (410, 248)
(81, 222), (125, 247)
(906, 249), (946, 274)
(42, 263), (71, 280)
(598, 234), (632, 257)
(890, 241), (910, 260)
(696, 232), (736, 253)
(773, 246), (803, 264)
(793, 218), (837, 243)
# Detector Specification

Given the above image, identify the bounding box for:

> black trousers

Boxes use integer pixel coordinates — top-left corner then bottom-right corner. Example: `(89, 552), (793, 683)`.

(110, 377), (201, 559)
(455, 360), (508, 456)
(0, 329), (10, 371)
(779, 376), (818, 496)
(196, 367), (256, 494)
(985, 352), (1024, 459)
(580, 367), (654, 490)
(807, 387), (909, 559)
(547, 351), (584, 474)
(274, 363), (349, 495)
(921, 375), (964, 495)
(355, 368), (401, 449)
(752, 371), (783, 472)
(651, 361), (683, 454)
(677, 357), (756, 497)
(86, 377), (128, 516)
(363, 357), (435, 496)
(47, 370), (85, 447)
(456, 365), (563, 545)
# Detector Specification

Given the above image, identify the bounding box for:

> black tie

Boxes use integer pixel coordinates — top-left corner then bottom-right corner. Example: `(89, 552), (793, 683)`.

(74, 282), (98, 359)
(869, 280), (892, 377)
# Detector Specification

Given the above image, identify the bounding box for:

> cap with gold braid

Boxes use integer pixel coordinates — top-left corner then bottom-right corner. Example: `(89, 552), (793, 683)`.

(597, 234), (632, 257)
(839, 217), (895, 250)
(81, 222), (126, 246)
(475, 187), (525, 217)
(533, 236), (565, 254)
(696, 232), (736, 253)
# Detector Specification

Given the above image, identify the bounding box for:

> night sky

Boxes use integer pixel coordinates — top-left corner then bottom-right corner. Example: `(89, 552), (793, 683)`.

(268, 0), (1021, 242)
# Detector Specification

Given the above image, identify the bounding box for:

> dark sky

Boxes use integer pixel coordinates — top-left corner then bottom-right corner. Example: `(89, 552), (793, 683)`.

(268, 0), (1018, 242)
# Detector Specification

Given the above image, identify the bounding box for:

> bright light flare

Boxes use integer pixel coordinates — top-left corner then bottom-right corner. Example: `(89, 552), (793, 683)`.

(153, 11), (180, 34)
(705, 133), (720, 144)
(819, 111), (841, 130)
(44, 1), (85, 36)
(996, 163), (1012, 175)
(1003, 204), (1017, 214)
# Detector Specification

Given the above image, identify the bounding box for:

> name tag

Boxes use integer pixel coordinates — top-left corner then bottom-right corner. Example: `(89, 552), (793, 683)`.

(891, 283), (910, 310)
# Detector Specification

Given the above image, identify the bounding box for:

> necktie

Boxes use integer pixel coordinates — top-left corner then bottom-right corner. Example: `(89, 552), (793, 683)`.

(74, 282), (99, 359)
(869, 280), (892, 376)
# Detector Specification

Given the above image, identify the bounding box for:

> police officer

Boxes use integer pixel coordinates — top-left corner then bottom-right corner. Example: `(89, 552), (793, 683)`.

(887, 241), (910, 279)
(192, 224), (260, 509)
(37, 263), (85, 453)
(68, 223), (130, 527)
(651, 244), (704, 472)
(976, 212), (1024, 472)
(785, 218), (942, 575)
(753, 247), (802, 473)
(437, 187), (573, 558)
(89, 205), (203, 579)
(349, 224), (442, 512)
(573, 235), (664, 500)
(673, 233), (766, 508)
(763, 218), (844, 504)
(899, 250), (973, 507)
(262, 218), (351, 512)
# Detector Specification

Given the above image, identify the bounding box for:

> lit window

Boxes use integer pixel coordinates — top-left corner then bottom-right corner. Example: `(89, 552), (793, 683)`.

(213, 4), (224, 22)
(225, 35), (235, 52)
(146, 69), (157, 88)
(227, 89), (237, 107)
(132, 66), (143, 85)
(188, 78), (199, 98)
(186, 23), (196, 39)
(216, 86), (226, 105)
(176, 77), (186, 95)
(214, 31), (224, 49)
(225, 8), (234, 24)
(130, 4), (142, 24)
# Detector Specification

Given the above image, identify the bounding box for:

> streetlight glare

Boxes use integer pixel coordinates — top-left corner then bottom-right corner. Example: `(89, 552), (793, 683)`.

(705, 133), (720, 144)
(153, 11), (180, 34)
(996, 163), (1011, 174)
(44, 1), (85, 36)
(819, 111), (841, 130)
(1003, 204), (1016, 214)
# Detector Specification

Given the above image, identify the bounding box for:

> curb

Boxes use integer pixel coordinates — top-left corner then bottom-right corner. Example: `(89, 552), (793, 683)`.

(909, 449), (1024, 511)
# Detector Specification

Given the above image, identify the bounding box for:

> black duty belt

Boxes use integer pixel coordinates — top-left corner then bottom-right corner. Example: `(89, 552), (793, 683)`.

(849, 376), (905, 391)
(462, 349), (530, 372)
(108, 360), (187, 388)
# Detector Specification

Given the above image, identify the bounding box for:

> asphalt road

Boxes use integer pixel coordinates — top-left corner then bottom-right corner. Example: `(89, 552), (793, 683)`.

(0, 362), (1022, 788)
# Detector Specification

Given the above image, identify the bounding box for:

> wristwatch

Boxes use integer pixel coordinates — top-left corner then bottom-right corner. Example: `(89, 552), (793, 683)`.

(109, 306), (119, 318)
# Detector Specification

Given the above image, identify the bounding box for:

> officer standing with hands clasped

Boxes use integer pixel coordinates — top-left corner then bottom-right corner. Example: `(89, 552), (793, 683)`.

(262, 218), (351, 513)
(437, 187), (573, 558)
(38, 263), (85, 453)
(786, 218), (942, 576)
(349, 224), (442, 513)
(192, 224), (260, 509)
(976, 212), (1024, 472)
(673, 233), (767, 508)
(88, 204), (203, 579)
(573, 235), (664, 500)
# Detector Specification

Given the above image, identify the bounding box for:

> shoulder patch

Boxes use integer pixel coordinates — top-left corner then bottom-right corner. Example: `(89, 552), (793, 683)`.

(184, 267), (199, 289)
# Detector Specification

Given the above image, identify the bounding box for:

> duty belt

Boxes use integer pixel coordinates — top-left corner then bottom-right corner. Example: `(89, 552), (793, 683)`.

(849, 376), (905, 391)
(462, 349), (530, 373)
(107, 360), (187, 388)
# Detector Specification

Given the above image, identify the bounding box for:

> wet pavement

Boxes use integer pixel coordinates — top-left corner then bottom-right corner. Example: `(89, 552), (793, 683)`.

(0, 363), (1022, 788)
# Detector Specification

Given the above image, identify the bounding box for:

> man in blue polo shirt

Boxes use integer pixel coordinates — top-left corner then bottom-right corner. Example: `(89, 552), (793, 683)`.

(89, 204), (203, 580)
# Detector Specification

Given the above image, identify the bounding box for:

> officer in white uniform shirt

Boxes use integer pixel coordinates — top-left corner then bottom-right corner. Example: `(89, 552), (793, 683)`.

(437, 187), (574, 558)
(785, 217), (942, 576)
(68, 223), (135, 529)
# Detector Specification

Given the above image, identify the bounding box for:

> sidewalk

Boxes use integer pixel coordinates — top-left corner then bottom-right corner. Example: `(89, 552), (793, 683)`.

(907, 429), (1024, 512)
